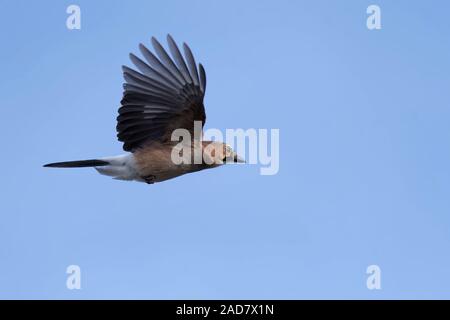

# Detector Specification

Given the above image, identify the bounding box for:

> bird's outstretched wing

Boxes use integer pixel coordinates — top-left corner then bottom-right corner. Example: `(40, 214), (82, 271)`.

(117, 35), (207, 152)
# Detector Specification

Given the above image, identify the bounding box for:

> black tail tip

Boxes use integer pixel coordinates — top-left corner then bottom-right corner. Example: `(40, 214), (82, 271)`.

(43, 160), (109, 168)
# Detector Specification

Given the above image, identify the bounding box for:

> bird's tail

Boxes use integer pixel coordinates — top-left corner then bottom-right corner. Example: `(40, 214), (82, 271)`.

(43, 154), (137, 181)
(43, 159), (110, 168)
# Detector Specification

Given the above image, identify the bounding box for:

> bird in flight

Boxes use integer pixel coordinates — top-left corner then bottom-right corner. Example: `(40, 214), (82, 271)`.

(44, 35), (244, 184)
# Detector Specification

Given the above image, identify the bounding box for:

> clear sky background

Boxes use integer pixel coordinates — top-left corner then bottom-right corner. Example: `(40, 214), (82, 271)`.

(1, 0), (450, 299)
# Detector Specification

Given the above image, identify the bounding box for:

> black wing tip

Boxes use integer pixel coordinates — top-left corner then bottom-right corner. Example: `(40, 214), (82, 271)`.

(129, 52), (138, 59)
(151, 36), (159, 45)
(129, 53), (138, 63)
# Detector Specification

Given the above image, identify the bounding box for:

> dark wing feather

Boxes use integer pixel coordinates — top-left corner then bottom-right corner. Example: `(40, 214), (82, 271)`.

(167, 35), (193, 85)
(117, 35), (206, 152)
(199, 63), (207, 94)
(183, 42), (200, 90)
(151, 37), (186, 86)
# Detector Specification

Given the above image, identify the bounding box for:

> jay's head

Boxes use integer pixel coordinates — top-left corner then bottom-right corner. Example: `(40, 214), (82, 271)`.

(203, 142), (245, 166)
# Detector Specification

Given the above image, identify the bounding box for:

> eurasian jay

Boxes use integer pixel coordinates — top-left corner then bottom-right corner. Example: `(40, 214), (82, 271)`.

(44, 35), (244, 184)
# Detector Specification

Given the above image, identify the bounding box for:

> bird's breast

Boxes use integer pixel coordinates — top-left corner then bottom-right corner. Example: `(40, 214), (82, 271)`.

(133, 143), (204, 182)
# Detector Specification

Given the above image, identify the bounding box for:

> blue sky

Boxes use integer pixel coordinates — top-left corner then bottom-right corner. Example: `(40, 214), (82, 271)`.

(1, 0), (450, 299)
